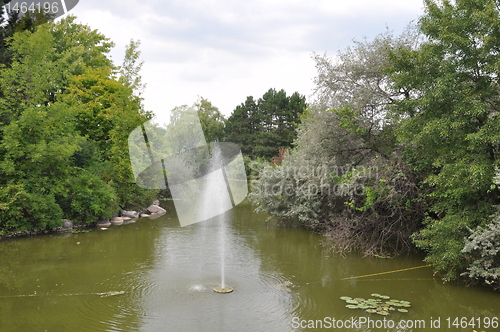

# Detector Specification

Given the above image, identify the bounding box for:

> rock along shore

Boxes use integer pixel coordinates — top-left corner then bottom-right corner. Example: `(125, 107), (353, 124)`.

(0, 200), (167, 240)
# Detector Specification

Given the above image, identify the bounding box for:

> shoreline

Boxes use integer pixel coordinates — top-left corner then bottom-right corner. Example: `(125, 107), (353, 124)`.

(0, 200), (168, 240)
(0, 222), (94, 240)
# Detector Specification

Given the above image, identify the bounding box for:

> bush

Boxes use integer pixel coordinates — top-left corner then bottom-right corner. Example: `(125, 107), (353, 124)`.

(462, 215), (500, 289)
(0, 184), (63, 233)
(249, 109), (424, 256)
(59, 171), (118, 223)
(461, 170), (500, 288)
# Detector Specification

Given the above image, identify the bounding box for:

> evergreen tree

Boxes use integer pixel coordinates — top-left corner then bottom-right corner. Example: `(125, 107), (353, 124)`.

(225, 89), (306, 159)
(224, 96), (259, 157)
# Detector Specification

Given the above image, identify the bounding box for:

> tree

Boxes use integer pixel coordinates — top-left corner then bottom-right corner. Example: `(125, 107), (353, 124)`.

(195, 97), (226, 142)
(0, 24), (85, 229)
(224, 96), (259, 157)
(250, 32), (424, 256)
(224, 88), (307, 159)
(388, 0), (500, 280)
(0, 0), (54, 67)
(120, 39), (145, 96)
(0, 16), (156, 232)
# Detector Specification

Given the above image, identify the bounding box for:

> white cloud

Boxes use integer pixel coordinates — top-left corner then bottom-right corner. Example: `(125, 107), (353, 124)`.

(68, 0), (424, 119)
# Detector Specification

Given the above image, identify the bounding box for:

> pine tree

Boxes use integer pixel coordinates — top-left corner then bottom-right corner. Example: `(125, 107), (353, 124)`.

(224, 96), (259, 157)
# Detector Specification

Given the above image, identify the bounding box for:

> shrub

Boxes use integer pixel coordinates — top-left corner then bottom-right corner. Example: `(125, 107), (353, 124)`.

(0, 184), (63, 233)
(59, 171), (118, 223)
(462, 215), (500, 290)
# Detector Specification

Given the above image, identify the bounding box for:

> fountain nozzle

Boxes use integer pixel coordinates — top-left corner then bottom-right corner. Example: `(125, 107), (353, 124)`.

(213, 287), (233, 294)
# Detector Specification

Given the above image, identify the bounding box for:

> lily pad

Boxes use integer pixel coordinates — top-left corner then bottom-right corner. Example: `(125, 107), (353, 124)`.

(341, 293), (412, 315)
(357, 304), (370, 309)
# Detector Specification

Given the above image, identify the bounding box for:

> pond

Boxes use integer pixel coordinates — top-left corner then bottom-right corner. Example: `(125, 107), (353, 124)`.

(0, 200), (498, 331)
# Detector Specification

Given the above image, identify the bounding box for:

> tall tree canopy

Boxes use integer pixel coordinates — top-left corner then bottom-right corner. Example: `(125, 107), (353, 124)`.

(224, 88), (306, 159)
(389, 0), (500, 281)
(195, 97), (226, 143)
(0, 16), (155, 233)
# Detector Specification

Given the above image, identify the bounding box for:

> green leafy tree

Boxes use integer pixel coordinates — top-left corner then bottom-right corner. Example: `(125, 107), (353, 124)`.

(195, 97), (226, 142)
(0, 16), (156, 231)
(388, 0), (500, 280)
(0, 24), (84, 228)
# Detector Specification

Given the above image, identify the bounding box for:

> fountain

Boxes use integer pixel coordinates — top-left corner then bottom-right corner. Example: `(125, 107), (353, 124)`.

(213, 214), (233, 294)
(196, 143), (234, 294)
(129, 109), (247, 294)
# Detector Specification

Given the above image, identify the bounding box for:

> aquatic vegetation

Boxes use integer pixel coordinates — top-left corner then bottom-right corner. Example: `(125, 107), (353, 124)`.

(340, 294), (412, 316)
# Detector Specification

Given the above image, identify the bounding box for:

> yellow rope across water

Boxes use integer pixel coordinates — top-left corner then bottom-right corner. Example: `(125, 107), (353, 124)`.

(353, 278), (434, 282)
(339, 264), (433, 281)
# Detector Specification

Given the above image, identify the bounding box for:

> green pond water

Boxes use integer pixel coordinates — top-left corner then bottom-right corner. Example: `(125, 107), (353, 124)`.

(0, 199), (498, 331)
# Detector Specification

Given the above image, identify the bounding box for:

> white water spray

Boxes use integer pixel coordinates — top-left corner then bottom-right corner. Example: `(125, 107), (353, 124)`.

(196, 143), (234, 293)
(219, 216), (226, 290)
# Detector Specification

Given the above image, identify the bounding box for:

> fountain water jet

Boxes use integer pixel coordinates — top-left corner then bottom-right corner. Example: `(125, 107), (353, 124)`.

(214, 213), (233, 293)
(196, 143), (234, 294)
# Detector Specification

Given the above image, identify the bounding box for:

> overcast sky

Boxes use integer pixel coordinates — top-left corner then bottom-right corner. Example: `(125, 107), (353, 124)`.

(68, 0), (425, 124)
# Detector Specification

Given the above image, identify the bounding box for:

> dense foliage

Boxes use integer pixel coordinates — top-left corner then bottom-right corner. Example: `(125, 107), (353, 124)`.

(249, 0), (500, 288)
(224, 88), (307, 159)
(1, 0), (500, 290)
(249, 33), (424, 256)
(462, 164), (500, 290)
(0, 17), (156, 233)
(388, 0), (500, 281)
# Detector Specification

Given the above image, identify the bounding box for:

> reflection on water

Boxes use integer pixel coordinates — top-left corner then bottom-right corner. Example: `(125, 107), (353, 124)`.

(0, 200), (499, 331)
